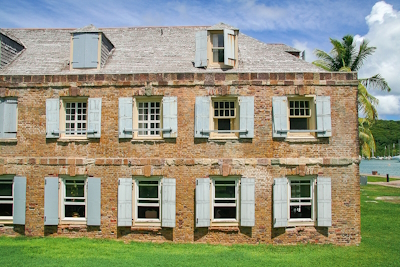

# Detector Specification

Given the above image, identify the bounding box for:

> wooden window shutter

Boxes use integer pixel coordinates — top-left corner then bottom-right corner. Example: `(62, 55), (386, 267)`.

(13, 176), (26, 225)
(161, 178), (176, 228)
(46, 99), (60, 138)
(117, 178), (132, 227)
(273, 178), (288, 228)
(85, 33), (99, 68)
(88, 98), (102, 138)
(240, 178), (255, 227)
(87, 177), (101, 226)
(0, 99), (3, 138)
(162, 96), (178, 138)
(195, 178), (210, 227)
(3, 99), (17, 138)
(272, 96), (288, 138)
(118, 98), (133, 139)
(195, 31), (208, 67)
(44, 177), (59, 225)
(239, 96), (254, 138)
(316, 96), (332, 137)
(72, 33), (86, 68)
(317, 177), (332, 227)
(224, 29), (236, 67)
(194, 96), (210, 138)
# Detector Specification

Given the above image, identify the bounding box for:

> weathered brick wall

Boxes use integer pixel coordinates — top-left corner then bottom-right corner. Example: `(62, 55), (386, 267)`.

(0, 72), (360, 244)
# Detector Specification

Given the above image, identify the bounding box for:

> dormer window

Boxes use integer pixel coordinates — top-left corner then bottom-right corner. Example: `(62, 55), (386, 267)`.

(0, 32), (25, 69)
(195, 25), (238, 69)
(70, 25), (114, 70)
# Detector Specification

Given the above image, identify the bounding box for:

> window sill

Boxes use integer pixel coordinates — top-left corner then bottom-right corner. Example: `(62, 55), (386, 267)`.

(287, 221), (315, 227)
(60, 219), (87, 225)
(57, 138), (89, 144)
(0, 138), (17, 143)
(208, 138), (239, 143)
(285, 136), (318, 143)
(0, 220), (13, 225)
(210, 221), (239, 227)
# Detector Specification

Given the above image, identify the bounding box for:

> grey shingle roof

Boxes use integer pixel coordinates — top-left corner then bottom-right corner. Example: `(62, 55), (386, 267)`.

(0, 24), (323, 75)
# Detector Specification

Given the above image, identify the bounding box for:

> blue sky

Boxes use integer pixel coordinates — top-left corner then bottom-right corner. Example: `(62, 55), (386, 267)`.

(1, 0), (399, 120)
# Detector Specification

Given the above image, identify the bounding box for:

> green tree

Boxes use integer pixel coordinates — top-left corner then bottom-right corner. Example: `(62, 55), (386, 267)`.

(313, 35), (390, 157)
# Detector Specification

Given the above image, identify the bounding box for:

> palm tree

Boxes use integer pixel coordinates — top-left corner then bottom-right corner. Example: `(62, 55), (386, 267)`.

(313, 35), (391, 158)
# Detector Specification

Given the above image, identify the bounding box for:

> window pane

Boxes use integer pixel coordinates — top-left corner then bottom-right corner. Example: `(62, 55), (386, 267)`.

(218, 119), (231, 131)
(0, 184), (12, 196)
(290, 118), (308, 130)
(66, 184), (85, 198)
(65, 205), (85, 218)
(290, 205), (311, 219)
(138, 207), (159, 219)
(214, 207), (236, 219)
(0, 204), (13, 216)
(215, 185), (235, 198)
(138, 185), (158, 199)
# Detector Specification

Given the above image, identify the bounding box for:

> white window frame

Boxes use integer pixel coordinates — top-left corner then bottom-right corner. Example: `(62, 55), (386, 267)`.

(207, 30), (237, 69)
(60, 177), (87, 223)
(133, 97), (163, 140)
(210, 97), (239, 139)
(0, 175), (14, 222)
(288, 176), (316, 225)
(287, 96), (316, 138)
(211, 177), (239, 223)
(60, 97), (88, 139)
(133, 177), (162, 224)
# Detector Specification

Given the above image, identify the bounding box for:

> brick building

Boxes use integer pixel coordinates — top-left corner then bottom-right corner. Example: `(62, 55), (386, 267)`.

(0, 23), (360, 244)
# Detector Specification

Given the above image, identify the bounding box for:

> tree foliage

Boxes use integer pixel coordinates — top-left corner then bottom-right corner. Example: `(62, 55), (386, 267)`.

(370, 120), (400, 157)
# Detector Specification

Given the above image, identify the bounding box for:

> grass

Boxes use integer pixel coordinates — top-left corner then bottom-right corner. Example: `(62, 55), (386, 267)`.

(0, 185), (399, 266)
(367, 175), (400, 182)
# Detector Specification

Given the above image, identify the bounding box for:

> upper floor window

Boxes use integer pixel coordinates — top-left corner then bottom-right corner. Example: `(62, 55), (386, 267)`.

(195, 28), (237, 69)
(46, 98), (102, 140)
(0, 98), (18, 140)
(272, 95), (331, 139)
(194, 96), (254, 139)
(118, 96), (177, 140)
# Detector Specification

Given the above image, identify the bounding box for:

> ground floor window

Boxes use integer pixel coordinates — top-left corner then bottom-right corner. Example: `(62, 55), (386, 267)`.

(0, 177), (13, 219)
(135, 179), (161, 221)
(289, 178), (314, 221)
(212, 178), (238, 222)
(62, 179), (86, 220)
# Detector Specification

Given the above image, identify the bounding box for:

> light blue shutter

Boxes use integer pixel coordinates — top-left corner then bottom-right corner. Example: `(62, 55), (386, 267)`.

(195, 178), (210, 227)
(13, 176), (26, 225)
(239, 96), (254, 138)
(3, 99), (17, 138)
(240, 178), (255, 227)
(85, 33), (99, 68)
(161, 178), (176, 228)
(46, 99), (60, 138)
(195, 31), (208, 67)
(224, 29), (235, 67)
(272, 96), (288, 138)
(72, 33), (86, 68)
(118, 178), (132, 227)
(87, 177), (101, 226)
(273, 178), (288, 228)
(0, 99), (4, 138)
(44, 177), (59, 225)
(317, 177), (332, 227)
(316, 96), (332, 137)
(88, 98), (102, 138)
(162, 97), (178, 138)
(118, 98), (133, 139)
(194, 96), (210, 138)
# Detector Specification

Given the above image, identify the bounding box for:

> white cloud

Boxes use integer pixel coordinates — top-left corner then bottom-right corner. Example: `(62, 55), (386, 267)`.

(376, 95), (400, 116)
(292, 40), (317, 62)
(357, 1), (400, 99)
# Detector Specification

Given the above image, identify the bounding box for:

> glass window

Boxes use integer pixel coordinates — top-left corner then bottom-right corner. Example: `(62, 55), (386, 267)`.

(63, 179), (86, 219)
(212, 33), (224, 63)
(289, 100), (311, 130)
(136, 180), (160, 220)
(65, 101), (87, 136)
(0, 178), (13, 218)
(213, 100), (236, 132)
(289, 179), (313, 220)
(213, 179), (238, 221)
(138, 101), (161, 137)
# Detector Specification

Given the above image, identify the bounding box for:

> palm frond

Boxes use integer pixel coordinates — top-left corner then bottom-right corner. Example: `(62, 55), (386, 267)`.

(360, 74), (391, 92)
(351, 39), (376, 71)
(358, 83), (378, 121)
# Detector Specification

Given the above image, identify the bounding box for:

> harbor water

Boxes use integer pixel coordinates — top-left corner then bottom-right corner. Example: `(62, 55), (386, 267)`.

(360, 159), (400, 177)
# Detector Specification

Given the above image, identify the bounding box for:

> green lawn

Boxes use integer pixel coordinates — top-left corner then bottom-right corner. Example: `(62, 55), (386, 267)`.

(367, 175), (400, 182)
(0, 185), (399, 266)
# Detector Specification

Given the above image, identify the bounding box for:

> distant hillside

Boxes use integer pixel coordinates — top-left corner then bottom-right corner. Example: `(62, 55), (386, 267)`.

(370, 120), (400, 157)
